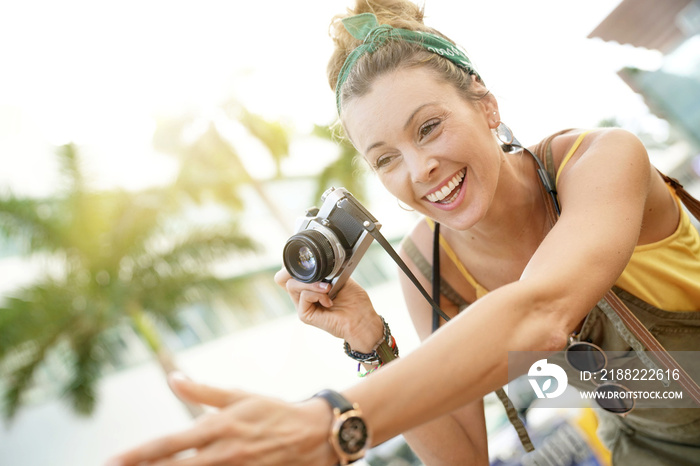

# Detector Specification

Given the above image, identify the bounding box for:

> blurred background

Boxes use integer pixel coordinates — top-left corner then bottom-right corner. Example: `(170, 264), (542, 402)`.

(1, 0), (699, 465)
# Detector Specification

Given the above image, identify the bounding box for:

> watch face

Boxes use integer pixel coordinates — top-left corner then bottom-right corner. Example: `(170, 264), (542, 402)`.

(338, 416), (369, 454)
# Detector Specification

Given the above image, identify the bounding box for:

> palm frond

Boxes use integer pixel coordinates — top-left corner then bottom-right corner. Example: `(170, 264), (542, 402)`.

(1, 330), (63, 420)
(0, 282), (75, 361)
(151, 114), (193, 156)
(173, 124), (248, 209)
(128, 224), (257, 321)
(102, 189), (170, 266)
(137, 273), (232, 330)
(0, 196), (64, 254)
(314, 146), (368, 203)
(149, 224), (257, 270)
(63, 335), (102, 416)
(238, 109), (290, 177)
(311, 123), (368, 203)
(56, 143), (85, 195)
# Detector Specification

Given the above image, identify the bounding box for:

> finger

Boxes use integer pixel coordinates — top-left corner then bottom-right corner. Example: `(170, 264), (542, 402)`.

(145, 442), (235, 466)
(286, 280), (332, 302)
(106, 426), (211, 466)
(297, 289), (333, 314)
(168, 373), (248, 409)
(145, 439), (285, 466)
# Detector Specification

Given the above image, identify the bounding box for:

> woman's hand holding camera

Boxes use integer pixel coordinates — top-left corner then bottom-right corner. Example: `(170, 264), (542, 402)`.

(274, 269), (385, 353)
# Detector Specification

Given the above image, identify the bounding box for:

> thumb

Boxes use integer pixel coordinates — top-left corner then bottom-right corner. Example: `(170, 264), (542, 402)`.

(167, 372), (247, 408)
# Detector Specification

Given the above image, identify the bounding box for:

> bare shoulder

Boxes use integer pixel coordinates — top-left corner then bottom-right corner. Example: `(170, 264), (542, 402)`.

(548, 127), (648, 174)
(549, 128), (651, 202)
(547, 128), (678, 244)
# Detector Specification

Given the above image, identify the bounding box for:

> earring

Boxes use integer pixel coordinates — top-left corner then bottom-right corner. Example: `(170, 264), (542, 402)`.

(396, 198), (415, 212)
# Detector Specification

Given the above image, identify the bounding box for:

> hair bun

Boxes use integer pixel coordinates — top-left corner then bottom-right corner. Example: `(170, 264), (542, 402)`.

(327, 0), (429, 90)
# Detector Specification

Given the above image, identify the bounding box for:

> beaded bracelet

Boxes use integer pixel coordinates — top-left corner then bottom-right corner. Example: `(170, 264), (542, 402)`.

(343, 316), (398, 364)
(344, 316), (399, 365)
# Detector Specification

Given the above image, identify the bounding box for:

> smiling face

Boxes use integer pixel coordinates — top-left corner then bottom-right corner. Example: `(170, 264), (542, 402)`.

(342, 66), (504, 231)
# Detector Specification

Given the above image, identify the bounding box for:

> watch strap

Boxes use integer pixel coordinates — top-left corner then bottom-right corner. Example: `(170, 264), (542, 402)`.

(313, 389), (354, 413)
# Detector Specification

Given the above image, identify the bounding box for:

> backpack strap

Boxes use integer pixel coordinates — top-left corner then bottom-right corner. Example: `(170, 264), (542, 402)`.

(401, 235), (469, 310)
(531, 128), (574, 188)
(658, 171), (700, 222)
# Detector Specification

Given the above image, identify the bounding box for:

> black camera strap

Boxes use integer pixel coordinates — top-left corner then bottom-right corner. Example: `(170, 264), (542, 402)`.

(337, 197), (452, 324)
(366, 226), (452, 324)
(432, 222), (442, 332)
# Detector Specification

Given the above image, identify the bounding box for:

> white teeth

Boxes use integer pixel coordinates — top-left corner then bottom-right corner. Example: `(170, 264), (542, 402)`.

(426, 169), (465, 203)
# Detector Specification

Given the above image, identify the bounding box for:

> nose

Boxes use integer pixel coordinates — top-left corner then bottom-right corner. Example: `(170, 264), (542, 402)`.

(407, 151), (439, 183)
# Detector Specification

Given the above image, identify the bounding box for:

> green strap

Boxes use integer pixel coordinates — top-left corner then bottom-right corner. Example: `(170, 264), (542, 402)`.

(336, 13), (480, 112)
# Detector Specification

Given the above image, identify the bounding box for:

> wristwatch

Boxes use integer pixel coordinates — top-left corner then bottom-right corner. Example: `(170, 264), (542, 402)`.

(313, 389), (371, 465)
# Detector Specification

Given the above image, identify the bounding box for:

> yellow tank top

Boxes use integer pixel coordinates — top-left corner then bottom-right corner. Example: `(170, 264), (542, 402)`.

(430, 133), (700, 311)
(613, 188), (700, 311)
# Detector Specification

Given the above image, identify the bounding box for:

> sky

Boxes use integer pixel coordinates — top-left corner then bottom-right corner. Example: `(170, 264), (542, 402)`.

(0, 0), (665, 198)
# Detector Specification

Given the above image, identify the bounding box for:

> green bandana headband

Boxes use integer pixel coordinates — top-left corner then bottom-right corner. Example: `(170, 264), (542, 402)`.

(335, 12), (480, 113)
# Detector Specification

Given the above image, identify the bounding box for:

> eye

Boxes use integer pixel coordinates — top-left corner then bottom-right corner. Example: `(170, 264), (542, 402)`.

(374, 154), (395, 170)
(418, 118), (441, 140)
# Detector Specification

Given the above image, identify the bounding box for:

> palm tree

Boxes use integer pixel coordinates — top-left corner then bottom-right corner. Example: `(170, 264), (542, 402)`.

(153, 102), (295, 232)
(0, 144), (256, 420)
(152, 105), (370, 232)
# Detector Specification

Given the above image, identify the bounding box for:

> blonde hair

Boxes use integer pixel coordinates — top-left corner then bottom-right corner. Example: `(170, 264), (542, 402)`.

(328, 0), (485, 113)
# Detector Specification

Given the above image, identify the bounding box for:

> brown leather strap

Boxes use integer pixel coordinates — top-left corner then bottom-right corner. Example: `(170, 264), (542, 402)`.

(658, 170), (700, 222)
(534, 133), (700, 407)
(532, 131), (569, 225)
(402, 236), (469, 309)
(602, 289), (700, 405)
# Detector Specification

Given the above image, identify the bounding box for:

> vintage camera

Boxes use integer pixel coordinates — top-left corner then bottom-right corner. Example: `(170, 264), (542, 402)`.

(283, 187), (381, 299)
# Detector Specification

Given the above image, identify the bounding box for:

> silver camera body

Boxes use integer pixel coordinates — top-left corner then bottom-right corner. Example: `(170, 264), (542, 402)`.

(283, 187), (381, 299)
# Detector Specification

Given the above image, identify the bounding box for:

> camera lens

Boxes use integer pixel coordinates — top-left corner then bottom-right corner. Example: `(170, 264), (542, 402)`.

(297, 246), (316, 272)
(283, 229), (338, 283)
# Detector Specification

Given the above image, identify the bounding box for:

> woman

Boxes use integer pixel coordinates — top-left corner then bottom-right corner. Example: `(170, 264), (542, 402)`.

(107, 1), (700, 464)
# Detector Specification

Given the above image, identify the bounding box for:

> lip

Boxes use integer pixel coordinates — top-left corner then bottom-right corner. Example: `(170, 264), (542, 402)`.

(424, 168), (468, 211)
